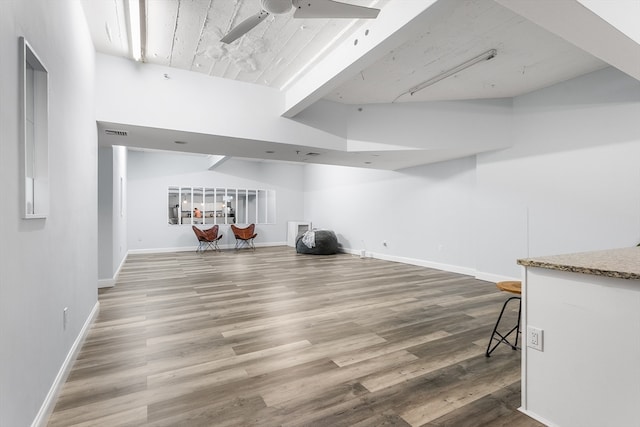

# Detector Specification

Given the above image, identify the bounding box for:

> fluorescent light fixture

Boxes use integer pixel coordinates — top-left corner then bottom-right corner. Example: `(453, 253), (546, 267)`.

(126, 0), (145, 61)
(402, 49), (497, 99)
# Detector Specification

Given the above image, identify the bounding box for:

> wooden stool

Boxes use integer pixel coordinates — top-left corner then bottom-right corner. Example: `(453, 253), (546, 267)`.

(485, 281), (522, 357)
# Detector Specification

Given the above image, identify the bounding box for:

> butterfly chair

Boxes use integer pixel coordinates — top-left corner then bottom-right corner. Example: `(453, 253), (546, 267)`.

(230, 224), (257, 250)
(192, 225), (223, 253)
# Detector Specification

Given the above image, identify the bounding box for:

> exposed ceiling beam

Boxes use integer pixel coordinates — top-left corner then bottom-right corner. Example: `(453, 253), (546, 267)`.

(280, 0), (456, 117)
(495, 0), (640, 81)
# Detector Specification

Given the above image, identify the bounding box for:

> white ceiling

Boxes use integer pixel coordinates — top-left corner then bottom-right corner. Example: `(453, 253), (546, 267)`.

(328, 0), (607, 104)
(82, 0), (620, 169)
(82, 0), (392, 90)
(83, 0), (607, 103)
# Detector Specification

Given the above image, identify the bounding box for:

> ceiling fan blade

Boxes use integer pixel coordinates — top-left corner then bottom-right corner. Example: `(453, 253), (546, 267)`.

(292, 0), (380, 19)
(220, 10), (270, 44)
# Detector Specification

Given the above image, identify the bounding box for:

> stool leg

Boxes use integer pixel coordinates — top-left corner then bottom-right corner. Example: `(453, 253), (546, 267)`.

(514, 297), (522, 349)
(485, 296), (521, 357)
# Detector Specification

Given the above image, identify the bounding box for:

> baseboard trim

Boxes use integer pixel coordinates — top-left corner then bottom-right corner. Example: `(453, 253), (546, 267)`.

(32, 301), (100, 427)
(341, 248), (522, 283)
(98, 252), (128, 288)
(376, 252), (476, 277)
(98, 278), (115, 288)
(254, 241), (288, 248)
(340, 248), (476, 277)
(475, 271), (521, 283)
(128, 242), (288, 255)
(128, 246), (195, 254)
(518, 407), (557, 427)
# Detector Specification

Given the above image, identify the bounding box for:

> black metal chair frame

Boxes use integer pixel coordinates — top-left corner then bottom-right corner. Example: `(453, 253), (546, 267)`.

(231, 224), (257, 250)
(234, 236), (255, 250)
(193, 225), (222, 253)
(485, 296), (521, 357)
(197, 239), (219, 253)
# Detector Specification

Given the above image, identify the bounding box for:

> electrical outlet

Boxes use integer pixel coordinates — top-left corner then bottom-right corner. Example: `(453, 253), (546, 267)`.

(527, 326), (543, 351)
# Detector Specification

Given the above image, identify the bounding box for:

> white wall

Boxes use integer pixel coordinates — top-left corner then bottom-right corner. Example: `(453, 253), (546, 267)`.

(305, 67), (640, 280)
(98, 146), (114, 280)
(346, 98), (513, 151)
(291, 99), (348, 139)
(304, 156), (478, 275)
(113, 146), (128, 278)
(98, 146), (128, 285)
(0, 1), (98, 426)
(127, 150), (306, 251)
(302, 97), (514, 276)
(578, 0), (640, 44)
(476, 67), (640, 279)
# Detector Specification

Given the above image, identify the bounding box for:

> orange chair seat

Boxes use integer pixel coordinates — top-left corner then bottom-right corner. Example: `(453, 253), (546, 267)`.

(496, 280), (521, 295)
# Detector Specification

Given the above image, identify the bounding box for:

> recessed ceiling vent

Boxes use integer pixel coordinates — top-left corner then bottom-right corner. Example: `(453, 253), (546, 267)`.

(104, 129), (128, 137)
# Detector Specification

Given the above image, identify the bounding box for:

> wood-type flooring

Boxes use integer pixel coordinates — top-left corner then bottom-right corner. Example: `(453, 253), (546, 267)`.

(48, 247), (543, 427)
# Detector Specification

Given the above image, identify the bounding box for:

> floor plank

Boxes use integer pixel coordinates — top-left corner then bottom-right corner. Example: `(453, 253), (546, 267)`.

(48, 247), (542, 426)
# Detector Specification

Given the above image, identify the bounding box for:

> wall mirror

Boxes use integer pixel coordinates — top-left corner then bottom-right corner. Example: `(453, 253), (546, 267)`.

(20, 37), (49, 219)
(168, 187), (275, 226)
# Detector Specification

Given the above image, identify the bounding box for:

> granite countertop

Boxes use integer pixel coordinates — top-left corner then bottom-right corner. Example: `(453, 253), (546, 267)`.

(517, 246), (640, 280)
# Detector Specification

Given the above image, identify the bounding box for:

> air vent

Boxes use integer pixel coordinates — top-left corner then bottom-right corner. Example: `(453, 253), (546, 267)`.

(306, 152), (320, 156)
(104, 129), (128, 137)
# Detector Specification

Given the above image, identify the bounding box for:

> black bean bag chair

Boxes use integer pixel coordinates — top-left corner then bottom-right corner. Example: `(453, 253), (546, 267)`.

(296, 230), (339, 255)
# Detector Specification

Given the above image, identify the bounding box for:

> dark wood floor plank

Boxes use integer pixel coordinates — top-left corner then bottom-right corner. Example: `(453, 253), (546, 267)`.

(47, 247), (539, 426)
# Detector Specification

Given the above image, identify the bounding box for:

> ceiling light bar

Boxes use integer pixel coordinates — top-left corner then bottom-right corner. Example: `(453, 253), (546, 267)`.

(407, 49), (497, 97)
(126, 0), (146, 61)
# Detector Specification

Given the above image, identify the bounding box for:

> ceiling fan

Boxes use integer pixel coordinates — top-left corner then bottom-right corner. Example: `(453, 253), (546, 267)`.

(220, 0), (380, 44)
